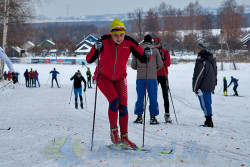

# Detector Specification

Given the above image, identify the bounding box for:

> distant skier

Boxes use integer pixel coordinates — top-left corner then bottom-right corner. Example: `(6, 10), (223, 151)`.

(192, 38), (217, 128)
(70, 70), (86, 109)
(92, 75), (96, 84)
(131, 35), (163, 125)
(223, 77), (227, 96)
(86, 18), (149, 149)
(50, 68), (60, 88)
(29, 68), (34, 87)
(86, 68), (92, 88)
(228, 76), (239, 96)
(34, 70), (40, 87)
(7, 71), (12, 81)
(24, 69), (30, 87)
(3, 71), (7, 80)
(154, 37), (172, 123)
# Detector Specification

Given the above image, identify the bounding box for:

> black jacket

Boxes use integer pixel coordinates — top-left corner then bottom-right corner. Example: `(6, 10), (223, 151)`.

(70, 74), (86, 90)
(192, 50), (217, 93)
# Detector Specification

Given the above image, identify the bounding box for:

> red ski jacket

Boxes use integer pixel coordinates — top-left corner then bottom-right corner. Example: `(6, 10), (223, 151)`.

(157, 48), (171, 76)
(7, 72), (12, 79)
(29, 71), (34, 78)
(86, 34), (147, 81)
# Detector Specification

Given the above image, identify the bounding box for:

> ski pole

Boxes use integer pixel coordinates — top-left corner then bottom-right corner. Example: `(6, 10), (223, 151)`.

(163, 67), (178, 124)
(84, 91), (87, 108)
(91, 47), (101, 151)
(69, 84), (74, 104)
(142, 54), (149, 147)
(45, 75), (50, 87)
(0, 80), (13, 89)
(216, 85), (223, 95)
(168, 85), (178, 124)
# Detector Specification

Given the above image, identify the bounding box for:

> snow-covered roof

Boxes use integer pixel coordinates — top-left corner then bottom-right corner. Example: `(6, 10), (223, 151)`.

(75, 43), (92, 53)
(39, 40), (56, 46)
(76, 34), (97, 48)
(12, 46), (21, 53)
(47, 40), (55, 45)
(241, 34), (250, 45)
(27, 41), (35, 46)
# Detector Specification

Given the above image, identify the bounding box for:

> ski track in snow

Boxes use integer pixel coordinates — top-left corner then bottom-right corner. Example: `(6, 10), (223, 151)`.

(0, 63), (249, 167)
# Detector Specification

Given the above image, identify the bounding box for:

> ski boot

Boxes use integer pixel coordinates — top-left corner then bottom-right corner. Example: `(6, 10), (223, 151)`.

(121, 133), (136, 149)
(133, 115), (142, 124)
(164, 114), (172, 123)
(150, 116), (159, 125)
(75, 103), (78, 109)
(110, 127), (121, 144)
(201, 116), (214, 128)
(80, 103), (84, 109)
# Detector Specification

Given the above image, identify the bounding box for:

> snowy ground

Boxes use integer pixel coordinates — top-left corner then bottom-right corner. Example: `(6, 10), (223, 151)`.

(0, 62), (249, 167)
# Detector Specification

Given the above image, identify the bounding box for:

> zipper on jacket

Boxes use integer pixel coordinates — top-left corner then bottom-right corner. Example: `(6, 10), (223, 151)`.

(112, 45), (118, 81)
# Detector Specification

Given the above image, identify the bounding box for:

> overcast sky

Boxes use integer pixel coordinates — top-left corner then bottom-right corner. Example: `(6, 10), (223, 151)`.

(35, 0), (250, 17)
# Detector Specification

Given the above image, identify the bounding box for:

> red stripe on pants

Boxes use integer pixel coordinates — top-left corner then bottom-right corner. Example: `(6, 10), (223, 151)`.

(98, 76), (128, 134)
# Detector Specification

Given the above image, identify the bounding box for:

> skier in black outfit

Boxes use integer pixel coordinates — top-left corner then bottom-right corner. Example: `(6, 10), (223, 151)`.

(223, 77), (227, 96)
(70, 70), (87, 109)
(24, 69), (30, 87)
(86, 68), (92, 88)
(228, 76), (239, 96)
(192, 38), (217, 128)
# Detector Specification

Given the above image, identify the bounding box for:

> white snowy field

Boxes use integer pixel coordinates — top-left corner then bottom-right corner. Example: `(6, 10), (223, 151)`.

(0, 62), (249, 167)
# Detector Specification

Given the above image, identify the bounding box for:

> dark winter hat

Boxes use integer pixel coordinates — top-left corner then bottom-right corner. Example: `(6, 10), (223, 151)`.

(76, 70), (81, 74)
(144, 35), (152, 43)
(54, 68), (56, 70)
(197, 38), (207, 50)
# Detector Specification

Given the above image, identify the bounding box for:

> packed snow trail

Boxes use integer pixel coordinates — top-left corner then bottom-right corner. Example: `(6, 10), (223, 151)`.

(0, 63), (249, 167)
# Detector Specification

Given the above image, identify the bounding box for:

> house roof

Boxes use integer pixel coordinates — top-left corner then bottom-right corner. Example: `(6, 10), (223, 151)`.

(39, 40), (56, 46)
(75, 42), (92, 53)
(27, 41), (35, 46)
(76, 34), (97, 48)
(241, 34), (250, 45)
(12, 46), (21, 53)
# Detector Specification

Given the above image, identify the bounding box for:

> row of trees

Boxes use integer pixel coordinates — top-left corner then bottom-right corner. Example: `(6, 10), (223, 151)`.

(127, 0), (248, 53)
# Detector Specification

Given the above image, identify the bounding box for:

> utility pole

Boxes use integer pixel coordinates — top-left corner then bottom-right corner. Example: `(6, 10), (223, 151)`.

(1, 0), (10, 81)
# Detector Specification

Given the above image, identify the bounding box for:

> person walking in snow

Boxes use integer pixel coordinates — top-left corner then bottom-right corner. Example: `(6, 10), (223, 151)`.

(7, 71), (12, 81)
(228, 76), (239, 96)
(3, 71), (7, 80)
(223, 77), (227, 96)
(192, 38), (217, 128)
(154, 37), (172, 123)
(86, 18), (149, 149)
(24, 69), (30, 87)
(34, 70), (40, 87)
(29, 68), (34, 87)
(86, 68), (92, 88)
(50, 68), (60, 88)
(132, 35), (163, 125)
(70, 70), (86, 109)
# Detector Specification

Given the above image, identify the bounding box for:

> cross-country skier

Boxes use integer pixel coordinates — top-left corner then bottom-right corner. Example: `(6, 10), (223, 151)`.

(86, 68), (92, 88)
(132, 35), (163, 125)
(3, 71), (7, 80)
(223, 77), (227, 96)
(154, 37), (172, 123)
(86, 18), (149, 149)
(7, 71), (11, 81)
(70, 70), (86, 109)
(228, 76), (239, 96)
(24, 69), (30, 87)
(29, 68), (34, 87)
(34, 70), (40, 87)
(192, 38), (217, 128)
(50, 68), (60, 88)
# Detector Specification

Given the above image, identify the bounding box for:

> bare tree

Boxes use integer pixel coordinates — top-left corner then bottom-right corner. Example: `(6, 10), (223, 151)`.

(127, 8), (144, 41)
(217, 0), (247, 50)
(144, 7), (160, 35)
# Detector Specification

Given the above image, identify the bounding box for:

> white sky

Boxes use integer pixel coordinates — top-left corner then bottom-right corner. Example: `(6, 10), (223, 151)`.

(35, 0), (250, 17)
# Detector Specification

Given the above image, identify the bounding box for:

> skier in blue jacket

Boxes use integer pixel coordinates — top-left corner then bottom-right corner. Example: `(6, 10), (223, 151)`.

(228, 76), (239, 96)
(50, 68), (60, 88)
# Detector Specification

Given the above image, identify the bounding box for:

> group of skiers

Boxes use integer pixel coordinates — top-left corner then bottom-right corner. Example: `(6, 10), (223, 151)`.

(24, 68), (40, 87)
(3, 71), (19, 83)
(223, 76), (239, 96)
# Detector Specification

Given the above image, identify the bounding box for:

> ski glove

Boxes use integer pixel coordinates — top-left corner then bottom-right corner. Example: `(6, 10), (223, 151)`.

(144, 47), (152, 63)
(196, 89), (203, 96)
(95, 40), (102, 50)
(83, 88), (86, 92)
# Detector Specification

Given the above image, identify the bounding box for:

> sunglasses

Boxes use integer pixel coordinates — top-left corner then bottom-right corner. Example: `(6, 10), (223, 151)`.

(111, 27), (126, 32)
